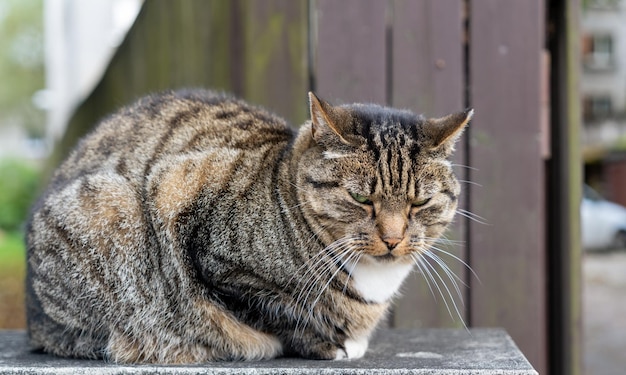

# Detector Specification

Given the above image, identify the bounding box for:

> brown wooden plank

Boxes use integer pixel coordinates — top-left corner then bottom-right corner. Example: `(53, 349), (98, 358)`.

(390, 0), (469, 329)
(390, 0), (465, 117)
(468, 1), (547, 373)
(240, 0), (309, 125)
(314, 0), (387, 104)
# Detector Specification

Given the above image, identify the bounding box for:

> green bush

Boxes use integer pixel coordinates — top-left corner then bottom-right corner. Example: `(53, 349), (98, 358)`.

(0, 158), (41, 231)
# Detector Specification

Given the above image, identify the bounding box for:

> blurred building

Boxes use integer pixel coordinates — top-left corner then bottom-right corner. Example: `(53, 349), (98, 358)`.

(43, 0), (142, 148)
(581, 0), (626, 205)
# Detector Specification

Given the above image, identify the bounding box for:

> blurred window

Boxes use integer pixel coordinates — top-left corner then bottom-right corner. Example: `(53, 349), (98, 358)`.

(583, 33), (615, 71)
(583, 95), (613, 122)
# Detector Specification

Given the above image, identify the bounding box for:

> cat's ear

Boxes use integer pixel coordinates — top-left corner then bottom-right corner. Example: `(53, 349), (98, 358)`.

(308, 92), (352, 145)
(423, 109), (473, 155)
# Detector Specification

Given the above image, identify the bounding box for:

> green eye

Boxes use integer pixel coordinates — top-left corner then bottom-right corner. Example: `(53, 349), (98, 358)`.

(350, 192), (373, 205)
(412, 198), (431, 207)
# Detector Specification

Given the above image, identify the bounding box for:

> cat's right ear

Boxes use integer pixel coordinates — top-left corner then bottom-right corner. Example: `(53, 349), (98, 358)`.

(308, 92), (351, 145)
(423, 109), (473, 155)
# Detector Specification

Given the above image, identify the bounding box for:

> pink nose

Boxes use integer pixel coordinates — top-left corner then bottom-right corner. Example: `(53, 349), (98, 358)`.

(382, 236), (402, 250)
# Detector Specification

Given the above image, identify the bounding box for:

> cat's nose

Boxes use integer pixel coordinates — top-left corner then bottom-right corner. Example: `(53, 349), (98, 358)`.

(377, 209), (407, 251)
(382, 236), (402, 250)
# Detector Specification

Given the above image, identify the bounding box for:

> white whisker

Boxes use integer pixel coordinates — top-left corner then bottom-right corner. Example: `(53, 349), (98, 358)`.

(457, 179), (482, 187)
(284, 201), (311, 211)
(410, 254), (436, 300)
(422, 235), (465, 246)
(422, 250), (466, 300)
(456, 209), (489, 225)
(428, 245), (480, 284)
(419, 252), (467, 329)
(307, 248), (360, 320)
(292, 236), (359, 335)
(286, 221), (347, 288)
(288, 181), (309, 192)
(451, 164), (478, 171)
(342, 252), (363, 295)
(415, 253), (452, 315)
(292, 238), (352, 302)
(456, 209), (487, 221)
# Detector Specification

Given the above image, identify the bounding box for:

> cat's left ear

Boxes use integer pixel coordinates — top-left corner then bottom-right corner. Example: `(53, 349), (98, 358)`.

(308, 92), (353, 145)
(423, 109), (474, 155)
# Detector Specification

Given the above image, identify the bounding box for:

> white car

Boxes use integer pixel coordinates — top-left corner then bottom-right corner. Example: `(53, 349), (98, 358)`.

(581, 185), (626, 250)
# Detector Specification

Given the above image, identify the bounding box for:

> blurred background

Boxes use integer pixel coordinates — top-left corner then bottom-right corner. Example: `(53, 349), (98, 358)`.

(0, 0), (624, 374)
(0, 0), (141, 329)
(580, 2), (626, 375)
(0, 0), (46, 330)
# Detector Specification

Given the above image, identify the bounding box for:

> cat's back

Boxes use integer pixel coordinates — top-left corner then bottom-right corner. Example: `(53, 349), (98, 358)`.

(52, 89), (295, 186)
(26, 90), (298, 359)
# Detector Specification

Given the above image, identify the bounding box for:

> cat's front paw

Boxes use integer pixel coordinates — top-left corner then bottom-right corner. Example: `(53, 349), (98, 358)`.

(334, 336), (369, 360)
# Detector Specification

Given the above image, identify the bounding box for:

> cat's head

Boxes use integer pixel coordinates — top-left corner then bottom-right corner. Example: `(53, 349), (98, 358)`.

(296, 92), (472, 266)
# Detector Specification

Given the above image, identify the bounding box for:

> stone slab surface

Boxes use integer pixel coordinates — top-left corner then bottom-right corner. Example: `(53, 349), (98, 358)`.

(0, 329), (537, 375)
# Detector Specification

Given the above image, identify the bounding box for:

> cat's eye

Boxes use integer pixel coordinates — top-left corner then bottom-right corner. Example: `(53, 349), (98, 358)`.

(411, 198), (431, 207)
(350, 192), (373, 205)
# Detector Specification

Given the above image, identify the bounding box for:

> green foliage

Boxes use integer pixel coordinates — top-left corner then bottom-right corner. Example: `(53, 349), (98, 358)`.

(0, 229), (26, 329)
(0, 159), (41, 232)
(0, 230), (25, 268)
(582, 0), (622, 10)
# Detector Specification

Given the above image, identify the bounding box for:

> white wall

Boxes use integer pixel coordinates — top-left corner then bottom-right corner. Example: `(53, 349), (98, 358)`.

(43, 0), (142, 147)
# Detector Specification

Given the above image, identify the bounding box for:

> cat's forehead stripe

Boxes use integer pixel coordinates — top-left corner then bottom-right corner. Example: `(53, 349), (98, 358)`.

(372, 138), (411, 198)
(351, 112), (423, 198)
(354, 112), (424, 166)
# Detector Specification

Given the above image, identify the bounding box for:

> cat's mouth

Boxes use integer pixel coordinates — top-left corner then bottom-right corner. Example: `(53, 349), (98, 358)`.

(373, 253), (396, 262)
(370, 250), (415, 264)
(346, 252), (399, 269)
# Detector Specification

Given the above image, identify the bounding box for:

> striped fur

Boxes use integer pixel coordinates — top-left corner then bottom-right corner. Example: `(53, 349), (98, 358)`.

(25, 89), (471, 363)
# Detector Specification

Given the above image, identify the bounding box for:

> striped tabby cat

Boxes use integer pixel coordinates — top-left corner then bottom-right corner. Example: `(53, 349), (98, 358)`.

(26, 89), (472, 363)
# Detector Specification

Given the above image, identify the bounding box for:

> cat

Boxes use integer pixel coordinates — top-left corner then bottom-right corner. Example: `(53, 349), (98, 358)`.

(25, 89), (472, 364)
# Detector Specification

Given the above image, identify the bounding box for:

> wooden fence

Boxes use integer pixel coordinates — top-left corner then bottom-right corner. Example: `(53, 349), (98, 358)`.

(55, 1), (582, 374)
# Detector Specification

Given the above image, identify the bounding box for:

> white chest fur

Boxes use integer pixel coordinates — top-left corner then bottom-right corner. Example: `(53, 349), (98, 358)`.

(346, 260), (414, 304)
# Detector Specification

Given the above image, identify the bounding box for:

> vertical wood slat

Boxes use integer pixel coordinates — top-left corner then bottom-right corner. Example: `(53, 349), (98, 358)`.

(548, 0), (583, 373)
(240, 0), (309, 126)
(390, 0), (465, 117)
(314, 0), (387, 104)
(469, 1), (547, 373)
(390, 0), (468, 329)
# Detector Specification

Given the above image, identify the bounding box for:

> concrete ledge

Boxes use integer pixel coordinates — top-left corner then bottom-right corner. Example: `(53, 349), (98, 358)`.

(0, 329), (537, 374)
